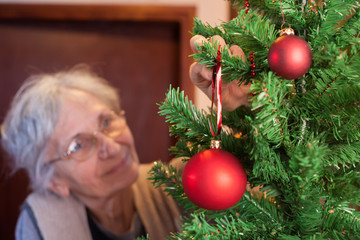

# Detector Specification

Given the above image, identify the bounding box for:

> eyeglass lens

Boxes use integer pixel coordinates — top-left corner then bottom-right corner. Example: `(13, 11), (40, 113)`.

(62, 112), (126, 161)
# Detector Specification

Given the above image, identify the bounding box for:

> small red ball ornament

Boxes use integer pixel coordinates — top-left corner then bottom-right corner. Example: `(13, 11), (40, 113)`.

(182, 140), (247, 211)
(267, 28), (312, 80)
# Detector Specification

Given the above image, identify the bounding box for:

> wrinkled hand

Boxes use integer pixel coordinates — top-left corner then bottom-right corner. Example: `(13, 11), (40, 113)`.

(189, 35), (251, 111)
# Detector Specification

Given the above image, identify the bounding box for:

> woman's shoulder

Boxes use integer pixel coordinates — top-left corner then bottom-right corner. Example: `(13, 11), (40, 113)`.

(139, 158), (185, 177)
(16, 202), (43, 240)
(134, 162), (182, 238)
(24, 192), (91, 240)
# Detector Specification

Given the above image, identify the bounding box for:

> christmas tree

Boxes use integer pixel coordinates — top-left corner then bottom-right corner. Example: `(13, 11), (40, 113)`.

(150, 0), (360, 239)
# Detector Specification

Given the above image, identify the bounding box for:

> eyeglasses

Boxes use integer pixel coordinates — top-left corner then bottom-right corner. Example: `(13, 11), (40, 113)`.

(46, 110), (126, 165)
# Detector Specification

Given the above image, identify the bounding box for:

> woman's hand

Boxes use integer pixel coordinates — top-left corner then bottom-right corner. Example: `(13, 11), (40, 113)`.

(189, 35), (251, 111)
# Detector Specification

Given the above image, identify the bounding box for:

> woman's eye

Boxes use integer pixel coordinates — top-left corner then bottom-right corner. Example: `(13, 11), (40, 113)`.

(67, 139), (83, 154)
(101, 117), (112, 130)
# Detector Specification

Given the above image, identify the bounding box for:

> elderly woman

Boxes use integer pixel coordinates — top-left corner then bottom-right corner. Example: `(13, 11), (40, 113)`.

(1, 65), (181, 240)
(1, 35), (249, 240)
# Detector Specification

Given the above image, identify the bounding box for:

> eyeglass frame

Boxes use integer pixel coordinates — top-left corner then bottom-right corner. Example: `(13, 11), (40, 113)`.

(44, 110), (127, 166)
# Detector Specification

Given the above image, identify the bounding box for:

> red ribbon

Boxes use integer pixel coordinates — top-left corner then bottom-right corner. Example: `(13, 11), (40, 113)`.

(210, 45), (222, 137)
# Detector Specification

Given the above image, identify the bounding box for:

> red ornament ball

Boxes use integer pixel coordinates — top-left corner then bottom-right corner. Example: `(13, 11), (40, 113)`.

(182, 149), (247, 210)
(267, 34), (312, 80)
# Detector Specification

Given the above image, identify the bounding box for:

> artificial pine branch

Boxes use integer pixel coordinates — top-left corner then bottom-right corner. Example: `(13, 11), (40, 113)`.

(192, 9), (278, 83)
(158, 86), (213, 156)
(321, 200), (360, 238)
(151, 0), (360, 238)
(301, 84), (360, 142)
(318, 0), (359, 39)
(147, 161), (199, 212)
(250, 72), (293, 147)
(223, 9), (278, 50)
(170, 192), (287, 239)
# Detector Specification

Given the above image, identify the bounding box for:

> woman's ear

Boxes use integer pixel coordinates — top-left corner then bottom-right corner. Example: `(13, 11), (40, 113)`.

(48, 178), (70, 197)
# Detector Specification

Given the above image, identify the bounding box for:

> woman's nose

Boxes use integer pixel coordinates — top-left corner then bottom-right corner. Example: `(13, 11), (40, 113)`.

(97, 133), (122, 160)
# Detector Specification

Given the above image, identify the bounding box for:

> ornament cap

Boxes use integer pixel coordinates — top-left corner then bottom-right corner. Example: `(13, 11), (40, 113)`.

(210, 139), (221, 149)
(280, 23), (294, 36)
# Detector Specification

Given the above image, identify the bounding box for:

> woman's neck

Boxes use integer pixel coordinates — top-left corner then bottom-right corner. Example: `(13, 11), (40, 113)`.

(81, 187), (136, 235)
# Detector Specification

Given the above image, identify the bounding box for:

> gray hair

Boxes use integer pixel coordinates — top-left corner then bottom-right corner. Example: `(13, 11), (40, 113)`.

(1, 64), (120, 192)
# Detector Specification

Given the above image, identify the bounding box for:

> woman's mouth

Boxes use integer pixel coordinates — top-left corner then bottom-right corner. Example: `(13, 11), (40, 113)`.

(103, 150), (131, 176)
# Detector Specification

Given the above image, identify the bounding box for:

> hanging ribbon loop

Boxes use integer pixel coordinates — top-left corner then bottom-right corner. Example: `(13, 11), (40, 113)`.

(210, 45), (223, 137)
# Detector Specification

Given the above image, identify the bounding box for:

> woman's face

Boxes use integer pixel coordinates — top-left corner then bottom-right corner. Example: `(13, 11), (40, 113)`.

(47, 89), (139, 200)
